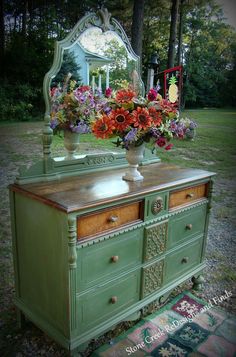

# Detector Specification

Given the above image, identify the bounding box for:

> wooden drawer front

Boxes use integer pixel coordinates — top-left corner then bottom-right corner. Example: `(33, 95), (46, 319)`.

(168, 205), (207, 249)
(77, 201), (142, 240)
(143, 221), (168, 261)
(145, 192), (168, 221)
(77, 229), (143, 290)
(77, 271), (140, 332)
(169, 183), (208, 209)
(165, 239), (203, 283)
(142, 259), (164, 298)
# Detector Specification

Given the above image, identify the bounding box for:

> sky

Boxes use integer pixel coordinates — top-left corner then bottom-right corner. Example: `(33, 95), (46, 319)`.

(216, 0), (236, 29)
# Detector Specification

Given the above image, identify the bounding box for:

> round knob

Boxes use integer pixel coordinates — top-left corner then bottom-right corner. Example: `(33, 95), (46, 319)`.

(186, 224), (193, 230)
(111, 255), (119, 263)
(186, 193), (194, 199)
(108, 215), (118, 223)
(151, 197), (163, 215)
(110, 296), (118, 304)
(182, 257), (189, 264)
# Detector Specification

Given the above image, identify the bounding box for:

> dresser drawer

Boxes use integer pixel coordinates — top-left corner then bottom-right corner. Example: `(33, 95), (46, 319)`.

(169, 183), (208, 209)
(77, 271), (140, 332)
(77, 201), (142, 240)
(77, 229), (143, 290)
(168, 205), (207, 249)
(165, 239), (203, 283)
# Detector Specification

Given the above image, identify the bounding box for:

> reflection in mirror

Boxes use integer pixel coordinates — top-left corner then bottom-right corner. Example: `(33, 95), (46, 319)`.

(43, 9), (144, 164)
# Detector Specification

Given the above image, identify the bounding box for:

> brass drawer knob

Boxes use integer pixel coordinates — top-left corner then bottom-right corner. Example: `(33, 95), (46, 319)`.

(108, 215), (118, 223)
(181, 257), (189, 264)
(186, 224), (193, 230)
(110, 296), (118, 304)
(111, 255), (119, 263)
(186, 193), (194, 199)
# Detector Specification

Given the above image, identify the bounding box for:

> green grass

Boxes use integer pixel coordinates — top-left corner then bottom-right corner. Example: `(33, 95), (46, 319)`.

(157, 109), (236, 178)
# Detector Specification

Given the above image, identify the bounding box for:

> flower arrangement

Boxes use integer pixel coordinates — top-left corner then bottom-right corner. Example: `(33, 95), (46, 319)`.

(50, 79), (109, 134)
(92, 87), (180, 150)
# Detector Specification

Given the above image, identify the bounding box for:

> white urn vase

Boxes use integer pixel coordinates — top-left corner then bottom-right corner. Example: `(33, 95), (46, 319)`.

(64, 131), (80, 159)
(123, 143), (145, 182)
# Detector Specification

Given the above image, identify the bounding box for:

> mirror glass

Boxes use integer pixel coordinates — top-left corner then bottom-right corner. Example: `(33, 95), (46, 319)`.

(46, 11), (143, 160)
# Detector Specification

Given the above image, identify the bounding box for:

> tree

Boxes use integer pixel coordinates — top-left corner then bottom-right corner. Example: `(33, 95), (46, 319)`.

(131, 0), (145, 59)
(167, 0), (179, 68)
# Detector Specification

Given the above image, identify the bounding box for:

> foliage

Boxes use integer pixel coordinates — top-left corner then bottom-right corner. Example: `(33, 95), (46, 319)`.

(0, 82), (41, 121)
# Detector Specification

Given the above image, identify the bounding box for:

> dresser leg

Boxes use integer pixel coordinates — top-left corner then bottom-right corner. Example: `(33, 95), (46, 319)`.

(192, 275), (205, 291)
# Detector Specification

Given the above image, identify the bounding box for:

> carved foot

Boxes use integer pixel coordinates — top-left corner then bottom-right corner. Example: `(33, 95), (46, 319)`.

(192, 275), (205, 291)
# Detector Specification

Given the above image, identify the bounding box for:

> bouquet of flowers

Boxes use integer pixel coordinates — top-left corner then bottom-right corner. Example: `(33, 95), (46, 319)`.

(50, 79), (109, 134)
(92, 87), (180, 150)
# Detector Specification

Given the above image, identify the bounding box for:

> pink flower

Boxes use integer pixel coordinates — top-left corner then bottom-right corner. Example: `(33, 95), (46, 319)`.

(156, 137), (166, 147)
(147, 89), (157, 101)
(105, 87), (113, 98)
(165, 143), (174, 150)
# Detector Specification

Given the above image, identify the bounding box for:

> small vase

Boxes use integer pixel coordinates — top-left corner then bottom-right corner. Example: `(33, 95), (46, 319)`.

(64, 131), (80, 159)
(185, 128), (196, 141)
(123, 143), (145, 182)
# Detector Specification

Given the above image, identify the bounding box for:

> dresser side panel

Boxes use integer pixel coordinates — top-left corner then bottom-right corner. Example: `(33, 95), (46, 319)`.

(13, 192), (69, 337)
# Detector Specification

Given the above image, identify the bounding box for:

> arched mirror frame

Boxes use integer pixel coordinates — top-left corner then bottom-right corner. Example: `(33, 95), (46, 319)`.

(42, 8), (144, 170)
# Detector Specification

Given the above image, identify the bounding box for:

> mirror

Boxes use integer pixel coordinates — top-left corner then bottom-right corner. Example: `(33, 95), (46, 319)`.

(43, 8), (144, 164)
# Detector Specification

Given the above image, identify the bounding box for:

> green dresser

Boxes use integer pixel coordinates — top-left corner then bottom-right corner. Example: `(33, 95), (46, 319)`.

(9, 162), (214, 355)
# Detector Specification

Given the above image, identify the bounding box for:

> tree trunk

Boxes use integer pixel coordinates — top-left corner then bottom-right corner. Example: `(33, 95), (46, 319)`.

(131, 0), (145, 61)
(167, 0), (179, 68)
(0, 0), (4, 77)
(177, 0), (184, 65)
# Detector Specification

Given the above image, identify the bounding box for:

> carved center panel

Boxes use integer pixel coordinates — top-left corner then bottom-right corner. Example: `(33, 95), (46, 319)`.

(144, 221), (168, 261)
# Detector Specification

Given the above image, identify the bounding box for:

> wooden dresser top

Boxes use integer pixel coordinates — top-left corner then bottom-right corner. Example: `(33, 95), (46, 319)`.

(10, 163), (215, 213)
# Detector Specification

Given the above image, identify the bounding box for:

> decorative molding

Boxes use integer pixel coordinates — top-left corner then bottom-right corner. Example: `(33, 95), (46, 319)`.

(142, 260), (164, 298)
(86, 155), (114, 166)
(98, 8), (112, 31)
(77, 200), (208, 249)
(144, 221), (168, 261)
(68, 217), (77, 269)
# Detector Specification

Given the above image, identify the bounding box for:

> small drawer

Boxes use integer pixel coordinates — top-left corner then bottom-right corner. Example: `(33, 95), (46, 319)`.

(77, 229), (143, 290)
(169, 183), (208, 210)
(168, 205), (207, 249)
(145, 192), (168, 221)
(77, 271), (140, 332)
(165, 239), (203, 283)
(77, 201), (142, 240)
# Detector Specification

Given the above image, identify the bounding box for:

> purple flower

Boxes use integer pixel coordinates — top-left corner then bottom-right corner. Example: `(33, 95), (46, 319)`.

(72, 121), (90, 134)
(50, 118), (58, 130)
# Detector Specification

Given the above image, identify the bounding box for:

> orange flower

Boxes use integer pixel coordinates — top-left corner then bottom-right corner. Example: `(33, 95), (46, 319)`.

(116, 89), (136, 103)
(148, 107), (162, 126)
(131, 107), (152, 130)
(109, 107), (133, 131)
(92, 115), (114, 139)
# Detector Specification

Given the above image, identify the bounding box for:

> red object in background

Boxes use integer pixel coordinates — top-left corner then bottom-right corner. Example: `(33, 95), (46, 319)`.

(157, 65), (183, 109)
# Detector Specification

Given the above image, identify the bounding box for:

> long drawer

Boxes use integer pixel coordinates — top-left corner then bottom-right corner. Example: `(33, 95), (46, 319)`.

(77, 201), (143, 240)
(77, 270), (140, 332)
(168, 204), (207, 249)
(77, 229), (143, 291)
(165, 238), (203, 283)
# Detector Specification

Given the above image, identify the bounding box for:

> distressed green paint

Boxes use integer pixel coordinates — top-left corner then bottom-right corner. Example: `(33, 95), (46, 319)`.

(168, 204), (207, 249)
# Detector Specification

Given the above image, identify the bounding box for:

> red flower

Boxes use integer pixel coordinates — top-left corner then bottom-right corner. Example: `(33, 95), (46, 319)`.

(116, 89), (136, 103)
(109, 107), (133, 131)
(148, 107), (162, 126)
(156, 137), (166, 147)
(79, 85), (91, 92)
(105, 87), (113, 98)
(132, 107), (152, 130)
(159, 99), (177, 114)
(147, 88), (157, 101)
(165, 143), (174, 150)
(92, 115), (114, 139)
